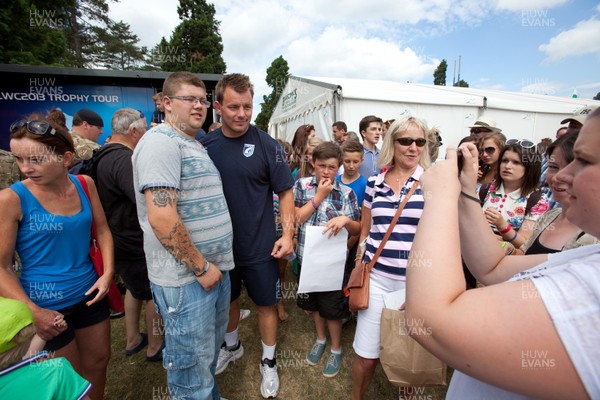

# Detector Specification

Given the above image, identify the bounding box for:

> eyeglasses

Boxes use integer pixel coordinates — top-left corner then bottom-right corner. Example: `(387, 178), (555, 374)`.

(10, 119), (69, 146)
(480, 146), (497, 155)
(470, 128), (492, 135)
(506, 139), (535, 149)
(166, 96), (211, 107)
(395, 137), (427, 147)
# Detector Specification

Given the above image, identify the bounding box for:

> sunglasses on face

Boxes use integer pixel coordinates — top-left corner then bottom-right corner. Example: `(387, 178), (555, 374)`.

(480, 146), (497, 155)
(10, 119), (70, 146)
(470, 128), (492, 134)
(395, 137), (427, 147)
(506, 139), (535, 149)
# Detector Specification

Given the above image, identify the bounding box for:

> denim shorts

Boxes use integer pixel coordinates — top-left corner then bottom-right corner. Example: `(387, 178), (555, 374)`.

(151, 272), (230, 400)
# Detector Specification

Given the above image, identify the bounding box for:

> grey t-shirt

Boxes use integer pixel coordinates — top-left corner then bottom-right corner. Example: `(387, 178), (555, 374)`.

(132, 125), (234, 287)
(447, 244), (600, 399)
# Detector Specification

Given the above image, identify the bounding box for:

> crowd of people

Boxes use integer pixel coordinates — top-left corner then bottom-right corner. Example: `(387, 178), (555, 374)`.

(0, 68), (598, 400)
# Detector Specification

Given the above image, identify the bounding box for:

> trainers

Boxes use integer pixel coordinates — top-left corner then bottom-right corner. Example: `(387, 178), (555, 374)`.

(306, 341), (326, 366)
(239, 309), (251, 322)
(215, 341), (244, 375)
(259, 358), (279, 398)
(322, 351), (343, 378)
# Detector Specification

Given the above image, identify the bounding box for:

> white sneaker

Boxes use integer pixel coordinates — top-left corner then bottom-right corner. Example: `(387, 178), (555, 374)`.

(259, 358), (279, 398)
(215, 341), (244, 375)
(239, 308), (251, 321)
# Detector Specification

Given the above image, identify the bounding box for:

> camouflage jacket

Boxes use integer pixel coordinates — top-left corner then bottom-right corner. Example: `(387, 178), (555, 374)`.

(0, 150), (24, 190)
(71, 132), (100, 161)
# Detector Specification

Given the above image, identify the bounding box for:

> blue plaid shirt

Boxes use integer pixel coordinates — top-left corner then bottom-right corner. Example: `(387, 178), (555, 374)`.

(293, 176), (360, 265)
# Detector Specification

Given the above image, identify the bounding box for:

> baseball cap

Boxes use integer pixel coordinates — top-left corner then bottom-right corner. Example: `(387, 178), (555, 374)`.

(74, 109), (104, 127)
(0, 297), (34, 353)
(468, 116), (502, 133)
(560, 105), (598, 125)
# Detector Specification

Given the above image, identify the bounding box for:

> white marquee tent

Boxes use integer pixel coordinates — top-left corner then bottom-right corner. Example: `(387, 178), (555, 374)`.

(269, 76), (598, 152)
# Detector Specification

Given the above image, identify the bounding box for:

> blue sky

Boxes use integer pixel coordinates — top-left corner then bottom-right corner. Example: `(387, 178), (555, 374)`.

(110, 0), (600, 111)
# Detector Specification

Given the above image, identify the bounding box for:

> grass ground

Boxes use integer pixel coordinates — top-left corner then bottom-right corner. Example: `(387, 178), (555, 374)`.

(105, 267), (450, 400)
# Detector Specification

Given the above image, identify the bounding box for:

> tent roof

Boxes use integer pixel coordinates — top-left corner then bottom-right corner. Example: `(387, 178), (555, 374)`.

(299, 76), (595, 114)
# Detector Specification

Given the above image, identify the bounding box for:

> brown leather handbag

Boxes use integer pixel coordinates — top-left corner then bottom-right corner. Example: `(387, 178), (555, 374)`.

(347, 182), (419, 312)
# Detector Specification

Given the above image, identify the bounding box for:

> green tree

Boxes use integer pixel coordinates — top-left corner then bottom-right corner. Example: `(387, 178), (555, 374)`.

(159, 0), (226, 73)
(433, 59), (447, 86)
(0, 1), (70, 65)
(457, 79), (469, 87)
(255, 56), (290, 131)
(95, 21), (145, 70)
(594, 92), (600, 101)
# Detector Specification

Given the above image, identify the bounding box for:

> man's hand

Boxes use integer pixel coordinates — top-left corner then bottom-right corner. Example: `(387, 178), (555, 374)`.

(272, 235), (294, 259)
(197, 263), (222, 291)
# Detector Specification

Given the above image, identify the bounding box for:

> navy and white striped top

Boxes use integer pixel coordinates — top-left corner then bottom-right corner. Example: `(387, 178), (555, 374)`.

(363, 166), (424, 280)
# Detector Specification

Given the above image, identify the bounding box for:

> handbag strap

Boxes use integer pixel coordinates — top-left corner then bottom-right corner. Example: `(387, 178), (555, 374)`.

(75, 175), (97, 241)
(367, 180), (420, 271)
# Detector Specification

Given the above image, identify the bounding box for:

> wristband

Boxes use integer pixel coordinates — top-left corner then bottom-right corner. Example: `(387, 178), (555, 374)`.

(194, 259), (210, 277)
(500, 224), (512, 234)
(460, 191), (480, 204)
(310, 198), (319, 210)
(506, 231), (518, 243)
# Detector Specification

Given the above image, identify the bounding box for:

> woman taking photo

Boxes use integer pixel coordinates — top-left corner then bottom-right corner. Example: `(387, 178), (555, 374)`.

(406, 107), (600, 399)
(351, 116), (432, 400)
(480, 140), (549, 249)
(476, 131), (505, 188)
(0, 114), (113, 400)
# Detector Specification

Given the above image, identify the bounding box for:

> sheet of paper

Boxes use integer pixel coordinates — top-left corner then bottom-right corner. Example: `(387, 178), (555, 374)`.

(298, 225), (347, 293)
(382, 288), (406, 310)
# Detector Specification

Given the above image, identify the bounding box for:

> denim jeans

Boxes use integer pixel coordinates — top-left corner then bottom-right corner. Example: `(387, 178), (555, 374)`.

(151, 272), (230, 400)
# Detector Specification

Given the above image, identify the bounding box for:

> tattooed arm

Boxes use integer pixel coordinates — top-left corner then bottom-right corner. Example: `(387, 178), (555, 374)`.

(144, 186), (222, 290)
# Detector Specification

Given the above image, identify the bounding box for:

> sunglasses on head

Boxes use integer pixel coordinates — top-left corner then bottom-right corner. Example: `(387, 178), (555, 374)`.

(506, 139), (535, 149)
(10, 119), (69, 146)
(396, 137), (427, 147)
(470, 128), (492, 135)
(480, 146), (497, 155)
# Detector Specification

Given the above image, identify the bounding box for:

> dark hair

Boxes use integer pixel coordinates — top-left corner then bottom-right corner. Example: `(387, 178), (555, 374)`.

(458, 135), (477, 146)
(546, 131), (578, 164)
(215, 73), (254, 103)
(312, 142), (342, 165)
(163, 71), (206, 97)
(10, 113), (74, 154)
(478, 131), (507, 183)
(358, 115), (383, 137)
(47, 109), (67, 131)
(332, 121), (347, 131)
(495, 144), (541, 196)
(289, 124), (315, 171)
(341, 139), (364, 155)
(276, 138), (292, 165)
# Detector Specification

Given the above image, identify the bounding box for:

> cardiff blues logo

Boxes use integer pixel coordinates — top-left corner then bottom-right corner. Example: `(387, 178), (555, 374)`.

(243, 144), (255, 157)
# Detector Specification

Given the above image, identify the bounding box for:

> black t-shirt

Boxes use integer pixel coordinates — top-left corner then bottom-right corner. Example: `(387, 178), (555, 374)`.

(200, 125), (293, 265)
(95, 143), (145, 261)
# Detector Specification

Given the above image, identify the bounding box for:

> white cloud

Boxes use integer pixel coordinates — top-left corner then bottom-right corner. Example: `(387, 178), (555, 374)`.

(539, 18), (600, 62)
(286, 27), (438, 83)
(109, 0), (180, 48)
(496, 0), (568, 12)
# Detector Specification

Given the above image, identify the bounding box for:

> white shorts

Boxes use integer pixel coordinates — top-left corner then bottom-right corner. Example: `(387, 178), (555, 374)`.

(352, 272), (406, 359)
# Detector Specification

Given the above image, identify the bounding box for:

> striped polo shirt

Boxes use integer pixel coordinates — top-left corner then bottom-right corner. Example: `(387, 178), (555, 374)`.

(363, 166), (424, 280)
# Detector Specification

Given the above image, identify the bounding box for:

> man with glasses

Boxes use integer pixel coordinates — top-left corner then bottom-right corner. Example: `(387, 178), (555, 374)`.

(70, 108), (104, 161)
(468, 116), (502, 137)
(133, 71), (234, 400)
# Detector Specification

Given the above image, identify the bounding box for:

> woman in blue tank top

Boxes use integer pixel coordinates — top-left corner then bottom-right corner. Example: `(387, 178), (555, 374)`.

(0, 113), (113, 400)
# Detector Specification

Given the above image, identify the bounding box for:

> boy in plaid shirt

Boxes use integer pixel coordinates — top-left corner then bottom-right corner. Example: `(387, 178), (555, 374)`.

(293, 142), (360, 378)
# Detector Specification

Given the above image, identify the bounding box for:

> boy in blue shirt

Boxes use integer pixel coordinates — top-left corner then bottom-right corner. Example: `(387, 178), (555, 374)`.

(294, 142), (360, 378)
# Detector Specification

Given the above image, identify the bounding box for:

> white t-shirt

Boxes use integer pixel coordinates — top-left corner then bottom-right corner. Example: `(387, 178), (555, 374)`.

(447, 244), (600, 399)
